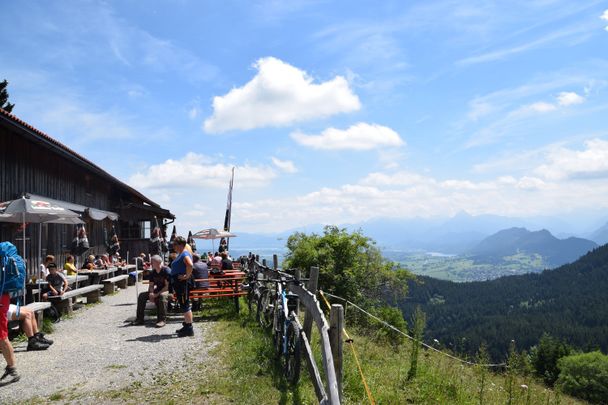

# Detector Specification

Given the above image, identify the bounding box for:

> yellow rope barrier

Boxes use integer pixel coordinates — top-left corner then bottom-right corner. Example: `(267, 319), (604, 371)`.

(319, 291), (376, 405)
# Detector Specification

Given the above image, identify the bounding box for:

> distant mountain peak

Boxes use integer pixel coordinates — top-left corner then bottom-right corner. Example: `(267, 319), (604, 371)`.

(469, 227), (597, 268)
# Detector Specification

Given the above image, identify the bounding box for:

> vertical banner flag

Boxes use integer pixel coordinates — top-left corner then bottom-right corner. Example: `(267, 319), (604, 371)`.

(223, 167), (235, 250)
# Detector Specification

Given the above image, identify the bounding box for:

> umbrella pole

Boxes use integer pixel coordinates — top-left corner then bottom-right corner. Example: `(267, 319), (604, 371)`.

(22, 212), (28, 304)
(38, 224), (42, 277)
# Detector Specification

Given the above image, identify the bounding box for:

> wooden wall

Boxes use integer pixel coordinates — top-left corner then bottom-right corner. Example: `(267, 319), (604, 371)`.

(0, 116), (161, 275)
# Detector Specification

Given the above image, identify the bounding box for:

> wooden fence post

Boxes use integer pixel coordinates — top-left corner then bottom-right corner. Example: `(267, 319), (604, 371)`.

(273, 254), (278, 270)
(330, 304), (344, 402)
(303, 266), (319, 341)
(262, 258), (267, 267)
(294, 269), (301, 315)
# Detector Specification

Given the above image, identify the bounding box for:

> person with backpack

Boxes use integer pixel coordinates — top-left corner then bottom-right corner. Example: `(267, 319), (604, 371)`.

(0, 241), (25, 385)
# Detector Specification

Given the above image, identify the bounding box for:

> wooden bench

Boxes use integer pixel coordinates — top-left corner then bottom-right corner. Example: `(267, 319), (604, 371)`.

(8, 302), (52, 333)
(24, 302), (52, 326)
(188, 272), (247, 312)
(47, 284), (103, 315)
(102, 274), (129, 295)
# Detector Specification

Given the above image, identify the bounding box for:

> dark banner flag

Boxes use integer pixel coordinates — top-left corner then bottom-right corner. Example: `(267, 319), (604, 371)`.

(223, 167), (235, 249)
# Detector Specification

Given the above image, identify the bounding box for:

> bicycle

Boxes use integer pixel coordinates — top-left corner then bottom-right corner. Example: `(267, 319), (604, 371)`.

(270, 276), (302, 384)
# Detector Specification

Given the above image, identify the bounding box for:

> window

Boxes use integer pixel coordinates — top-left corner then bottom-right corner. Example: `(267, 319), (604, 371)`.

(139, 221), (150, 239)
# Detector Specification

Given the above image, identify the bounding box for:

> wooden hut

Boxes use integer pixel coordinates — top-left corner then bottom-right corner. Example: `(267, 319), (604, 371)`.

(0, 108), (174, 276)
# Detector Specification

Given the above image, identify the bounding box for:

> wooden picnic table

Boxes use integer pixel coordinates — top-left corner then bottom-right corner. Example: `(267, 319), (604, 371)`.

(77, 267), (117, 284)
(117, 264), (136, 275)
(190, 270), (247, 312)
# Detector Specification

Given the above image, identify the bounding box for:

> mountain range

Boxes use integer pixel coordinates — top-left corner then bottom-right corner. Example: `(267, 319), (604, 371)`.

(467, 227), (598, 268)
(399, 243), (608, 361)
(231, 212), (608, 254)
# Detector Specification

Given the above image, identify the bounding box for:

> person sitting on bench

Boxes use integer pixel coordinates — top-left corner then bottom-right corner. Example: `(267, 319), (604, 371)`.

(133, 255), (170, 328)
(42, 263), (69, 300)
(63, 255), (77, 276)
(192, 254), (209, 289)
(7, 304), (53, 351)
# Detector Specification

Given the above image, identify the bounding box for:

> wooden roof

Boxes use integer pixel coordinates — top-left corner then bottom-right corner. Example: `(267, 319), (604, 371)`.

(0, 108), (174, 219)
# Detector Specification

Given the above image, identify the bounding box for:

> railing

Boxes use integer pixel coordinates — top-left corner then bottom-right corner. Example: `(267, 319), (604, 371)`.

(246, 254), (343, 405)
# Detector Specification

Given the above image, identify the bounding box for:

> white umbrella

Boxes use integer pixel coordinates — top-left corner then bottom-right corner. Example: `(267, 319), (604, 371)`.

(0, 196), (83, 294)
(192, 228), (237, 252)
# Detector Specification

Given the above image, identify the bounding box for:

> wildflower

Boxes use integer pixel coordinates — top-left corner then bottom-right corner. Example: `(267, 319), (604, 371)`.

(520, 384), (528, 389)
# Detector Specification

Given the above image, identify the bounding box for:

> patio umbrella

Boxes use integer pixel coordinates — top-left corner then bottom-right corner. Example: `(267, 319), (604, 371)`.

(0, 195), (82, 300)
(0, 195), (82, 258)
(187, 230), (197, 252)
(192, 228), (237, 252)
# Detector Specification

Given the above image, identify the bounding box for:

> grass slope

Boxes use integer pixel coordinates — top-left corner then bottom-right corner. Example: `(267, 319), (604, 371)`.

(25, 299), (583, 404)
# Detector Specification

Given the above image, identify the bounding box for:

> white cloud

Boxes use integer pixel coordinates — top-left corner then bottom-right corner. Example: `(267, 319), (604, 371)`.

(535, 139), (608, 181)
(601, 9), (608, 21)
(467, 100), (496, 121)
(457, 24), (595, 66)
(465, 88), (588, 147)
(271, 157), (297, 173)
(518, 92), (584, 115)
(290, 123), (404, 150)
(557, 91), (585, 106)
(525, 102), (557, 113)
(360, 171), (432, 186)
(231, 168), (608, 232)
(516, 176), (547, 190)
(128, 153), (277, 189)
(203, 57), (361, 133)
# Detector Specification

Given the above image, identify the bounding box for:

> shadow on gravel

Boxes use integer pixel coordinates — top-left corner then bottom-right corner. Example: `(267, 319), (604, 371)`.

(193, 314), (224, 323)
(112, 303), (136, 306)
(125, 333), (175, 343)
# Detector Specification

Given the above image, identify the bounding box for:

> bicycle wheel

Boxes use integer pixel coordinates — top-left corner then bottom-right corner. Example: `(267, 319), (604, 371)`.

(284, 316), (302, 384)
(256, 288), (272, 329)
(273, 308), (285, 358)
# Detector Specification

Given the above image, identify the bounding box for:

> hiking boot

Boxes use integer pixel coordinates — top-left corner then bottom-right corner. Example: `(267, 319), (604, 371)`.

(155, 320), (166, 328)
(175, 322), (187, 334)
(0, 366), (20, 384)
(27, 337), (50, 351)
(35, 332), (53, 346)
(177, 324), (194, 337)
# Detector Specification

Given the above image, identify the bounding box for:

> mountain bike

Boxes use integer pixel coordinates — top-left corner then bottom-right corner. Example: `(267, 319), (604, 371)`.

(270, 277), (302, 384)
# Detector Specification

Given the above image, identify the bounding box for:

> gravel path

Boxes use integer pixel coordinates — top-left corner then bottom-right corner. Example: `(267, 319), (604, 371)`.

(0, 283), (215, 403)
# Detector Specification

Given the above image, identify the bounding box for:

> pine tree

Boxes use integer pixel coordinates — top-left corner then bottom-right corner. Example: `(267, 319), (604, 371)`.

(0, 80), (15, 113)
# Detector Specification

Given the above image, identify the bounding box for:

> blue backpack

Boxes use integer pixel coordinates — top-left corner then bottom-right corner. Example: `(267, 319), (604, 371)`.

(0, 241), (26, 294)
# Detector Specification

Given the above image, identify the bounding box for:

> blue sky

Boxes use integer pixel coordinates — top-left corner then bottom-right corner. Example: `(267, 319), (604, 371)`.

(2, 1), (608, 234)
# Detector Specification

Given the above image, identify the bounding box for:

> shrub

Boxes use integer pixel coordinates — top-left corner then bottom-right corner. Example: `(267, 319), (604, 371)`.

(557, 351), (608, 404)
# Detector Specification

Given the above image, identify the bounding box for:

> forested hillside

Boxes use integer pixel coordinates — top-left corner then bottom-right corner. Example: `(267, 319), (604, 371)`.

(468, 227), (597, 267)
(400, 243), (608, 361)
